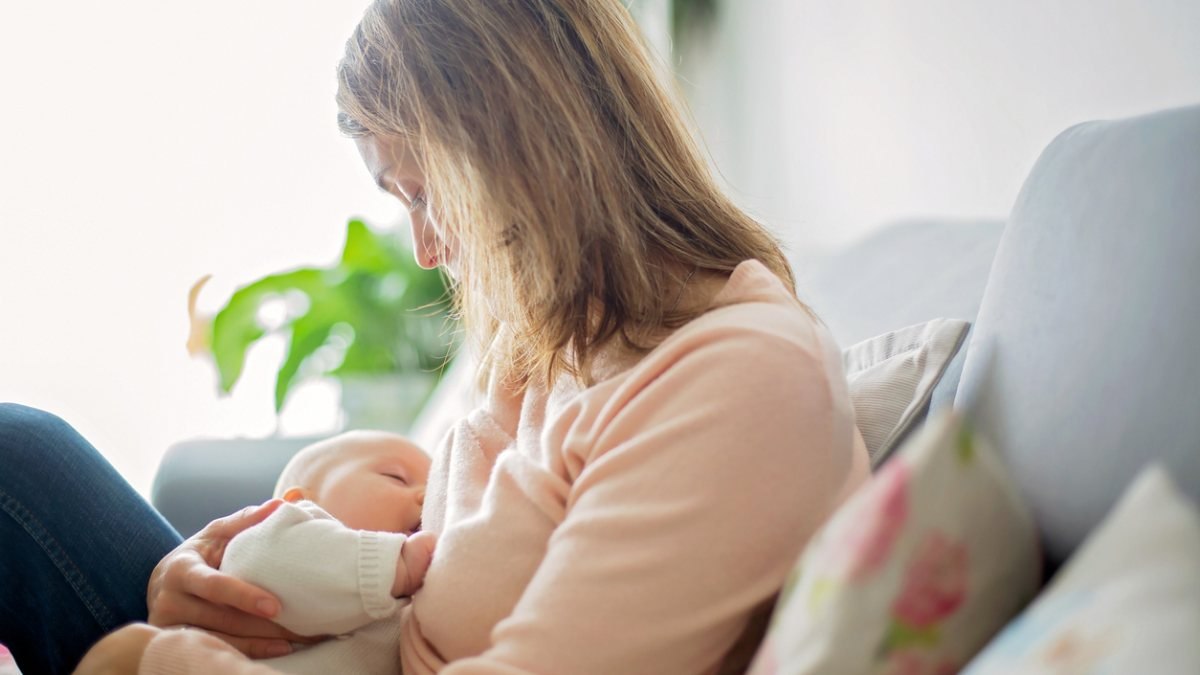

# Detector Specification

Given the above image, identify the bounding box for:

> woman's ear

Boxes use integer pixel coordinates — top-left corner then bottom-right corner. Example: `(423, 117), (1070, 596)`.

(281, 486), (308, 503)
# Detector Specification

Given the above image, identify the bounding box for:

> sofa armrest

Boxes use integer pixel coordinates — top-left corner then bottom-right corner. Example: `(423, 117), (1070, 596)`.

(152, 355), (479, 537)
(151, 435), (323, 537)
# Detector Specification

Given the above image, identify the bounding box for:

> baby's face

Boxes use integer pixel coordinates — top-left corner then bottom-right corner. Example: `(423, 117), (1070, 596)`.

(290, 434), (430, 534)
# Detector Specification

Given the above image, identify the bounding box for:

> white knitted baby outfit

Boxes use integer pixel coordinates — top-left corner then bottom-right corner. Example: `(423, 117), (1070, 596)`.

(221, 500), (411, 675)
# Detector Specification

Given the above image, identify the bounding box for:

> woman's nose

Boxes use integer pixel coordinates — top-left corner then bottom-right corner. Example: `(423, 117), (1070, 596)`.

(409, 213), (441, 270)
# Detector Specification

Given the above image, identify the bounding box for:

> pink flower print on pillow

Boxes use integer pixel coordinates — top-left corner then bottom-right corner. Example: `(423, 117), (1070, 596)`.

(848, 460), (911, 578)
(877, 531), (970, 665)
(804, 459), (912, 617)
(893, 531), (970, 628)
(838, 458), (911, 581)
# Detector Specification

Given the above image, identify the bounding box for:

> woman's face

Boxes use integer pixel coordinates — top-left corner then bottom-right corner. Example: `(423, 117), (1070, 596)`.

(355, 135), (460, 278)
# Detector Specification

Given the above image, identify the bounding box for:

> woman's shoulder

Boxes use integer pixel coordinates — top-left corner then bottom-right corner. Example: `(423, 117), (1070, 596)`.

(557, 260), (840, 418)
(673, 259), (829, 357)
(594, 260), (840, 404)
(554, 260), (856, 468)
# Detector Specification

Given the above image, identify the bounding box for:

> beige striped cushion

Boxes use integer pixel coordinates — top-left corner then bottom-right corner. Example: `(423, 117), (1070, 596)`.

(843, 318), (970, 466)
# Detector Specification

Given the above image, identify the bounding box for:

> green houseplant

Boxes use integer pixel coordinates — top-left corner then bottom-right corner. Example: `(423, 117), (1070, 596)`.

(190, 218), (458, 430)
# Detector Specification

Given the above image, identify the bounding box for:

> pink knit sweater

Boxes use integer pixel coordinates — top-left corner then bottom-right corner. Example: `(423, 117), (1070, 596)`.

(140, 259), (869, 675)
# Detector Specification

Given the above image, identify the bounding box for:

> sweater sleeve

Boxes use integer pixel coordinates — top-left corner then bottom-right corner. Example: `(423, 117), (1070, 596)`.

(443, 328), (867, 674)
(220, 501), (409, 637)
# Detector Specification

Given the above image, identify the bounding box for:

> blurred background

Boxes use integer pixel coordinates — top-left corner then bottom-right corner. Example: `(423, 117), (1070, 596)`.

(1, 0), (1198, 496)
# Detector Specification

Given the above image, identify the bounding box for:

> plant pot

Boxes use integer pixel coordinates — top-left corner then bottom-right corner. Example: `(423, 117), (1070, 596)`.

(338, 372), (439, 433)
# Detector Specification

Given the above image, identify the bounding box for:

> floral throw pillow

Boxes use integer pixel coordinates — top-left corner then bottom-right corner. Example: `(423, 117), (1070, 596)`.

(962, 464), (1200, 674)
(748, 410), (1041, 675)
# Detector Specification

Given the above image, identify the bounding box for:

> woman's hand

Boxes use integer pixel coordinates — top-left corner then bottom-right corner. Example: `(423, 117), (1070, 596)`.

(146, 499), (312, 658)
(73, 623), (159, 675)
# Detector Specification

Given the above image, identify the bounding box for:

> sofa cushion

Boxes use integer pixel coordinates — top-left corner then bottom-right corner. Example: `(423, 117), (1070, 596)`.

(962, 464), (1200, 674)
(748, 409), (1040, 675)
(153, 436), (322, 537)
(955, 104), (1200, 566)
(842, 318), (970, 465)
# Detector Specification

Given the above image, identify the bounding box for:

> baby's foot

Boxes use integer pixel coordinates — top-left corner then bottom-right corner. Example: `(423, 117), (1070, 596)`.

(393, 530), (436, 597)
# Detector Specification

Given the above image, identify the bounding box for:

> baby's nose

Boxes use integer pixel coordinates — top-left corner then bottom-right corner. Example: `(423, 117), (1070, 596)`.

(416, 487), (426, 507)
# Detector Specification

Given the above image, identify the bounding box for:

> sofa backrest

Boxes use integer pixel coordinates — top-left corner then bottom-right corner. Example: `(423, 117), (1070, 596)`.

(956, 104), (1200, 567)
(798, 219), (1006, 349)
(797, 218), (1006, 421)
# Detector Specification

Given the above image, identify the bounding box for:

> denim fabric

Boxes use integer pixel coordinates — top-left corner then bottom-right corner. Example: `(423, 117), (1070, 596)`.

(0, 403), (182, 675)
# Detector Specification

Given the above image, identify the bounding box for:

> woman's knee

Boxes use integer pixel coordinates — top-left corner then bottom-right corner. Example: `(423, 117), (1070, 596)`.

(0, 403), (85, 460)
(0, 403), (123, 518)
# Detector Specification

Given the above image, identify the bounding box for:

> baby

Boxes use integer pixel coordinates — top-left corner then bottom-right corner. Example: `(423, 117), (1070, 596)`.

(220, 430), (435, 675)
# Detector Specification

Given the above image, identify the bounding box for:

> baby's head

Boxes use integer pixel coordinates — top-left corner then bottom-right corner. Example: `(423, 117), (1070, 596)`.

(274, 431), (430, 534)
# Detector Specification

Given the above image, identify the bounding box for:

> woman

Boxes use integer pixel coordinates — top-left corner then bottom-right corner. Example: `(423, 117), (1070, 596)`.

(2, 0), (869, 673)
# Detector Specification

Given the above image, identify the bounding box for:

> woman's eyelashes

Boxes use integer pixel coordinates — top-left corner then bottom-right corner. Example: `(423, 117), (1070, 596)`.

(390, 181), (425, 211)
(382, 179), (425, 212)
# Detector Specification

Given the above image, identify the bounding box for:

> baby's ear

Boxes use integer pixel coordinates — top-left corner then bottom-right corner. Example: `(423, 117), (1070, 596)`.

(281, 486), (307, 503)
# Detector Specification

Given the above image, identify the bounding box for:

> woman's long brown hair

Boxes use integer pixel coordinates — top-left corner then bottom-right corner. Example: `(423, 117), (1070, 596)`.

(337, 0), (800, 391)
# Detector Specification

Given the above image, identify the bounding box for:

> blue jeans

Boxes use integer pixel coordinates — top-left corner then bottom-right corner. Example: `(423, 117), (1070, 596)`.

(0, 403), (182, 675)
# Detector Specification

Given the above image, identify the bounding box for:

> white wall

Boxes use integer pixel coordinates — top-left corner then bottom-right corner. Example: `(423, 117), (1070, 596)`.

(676, 0), (1200, 259)
(0, 1), (401, 495)
(3, 1), (1197, 496)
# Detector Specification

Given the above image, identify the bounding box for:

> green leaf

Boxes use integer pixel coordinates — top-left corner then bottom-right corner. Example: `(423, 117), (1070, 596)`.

(274, 314), (336, 413)
(209, 268), (327, 393)
(340, 219), (396, 273)
(271, 277), (359, 410)
(206, 217), (459, 415)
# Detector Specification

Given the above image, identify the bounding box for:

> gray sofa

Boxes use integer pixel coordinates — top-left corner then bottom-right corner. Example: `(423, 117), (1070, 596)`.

(153, 104), (1200, 580)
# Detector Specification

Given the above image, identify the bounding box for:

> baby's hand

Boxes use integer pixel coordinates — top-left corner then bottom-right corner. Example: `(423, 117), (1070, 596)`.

(392, 530), (437, 597)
